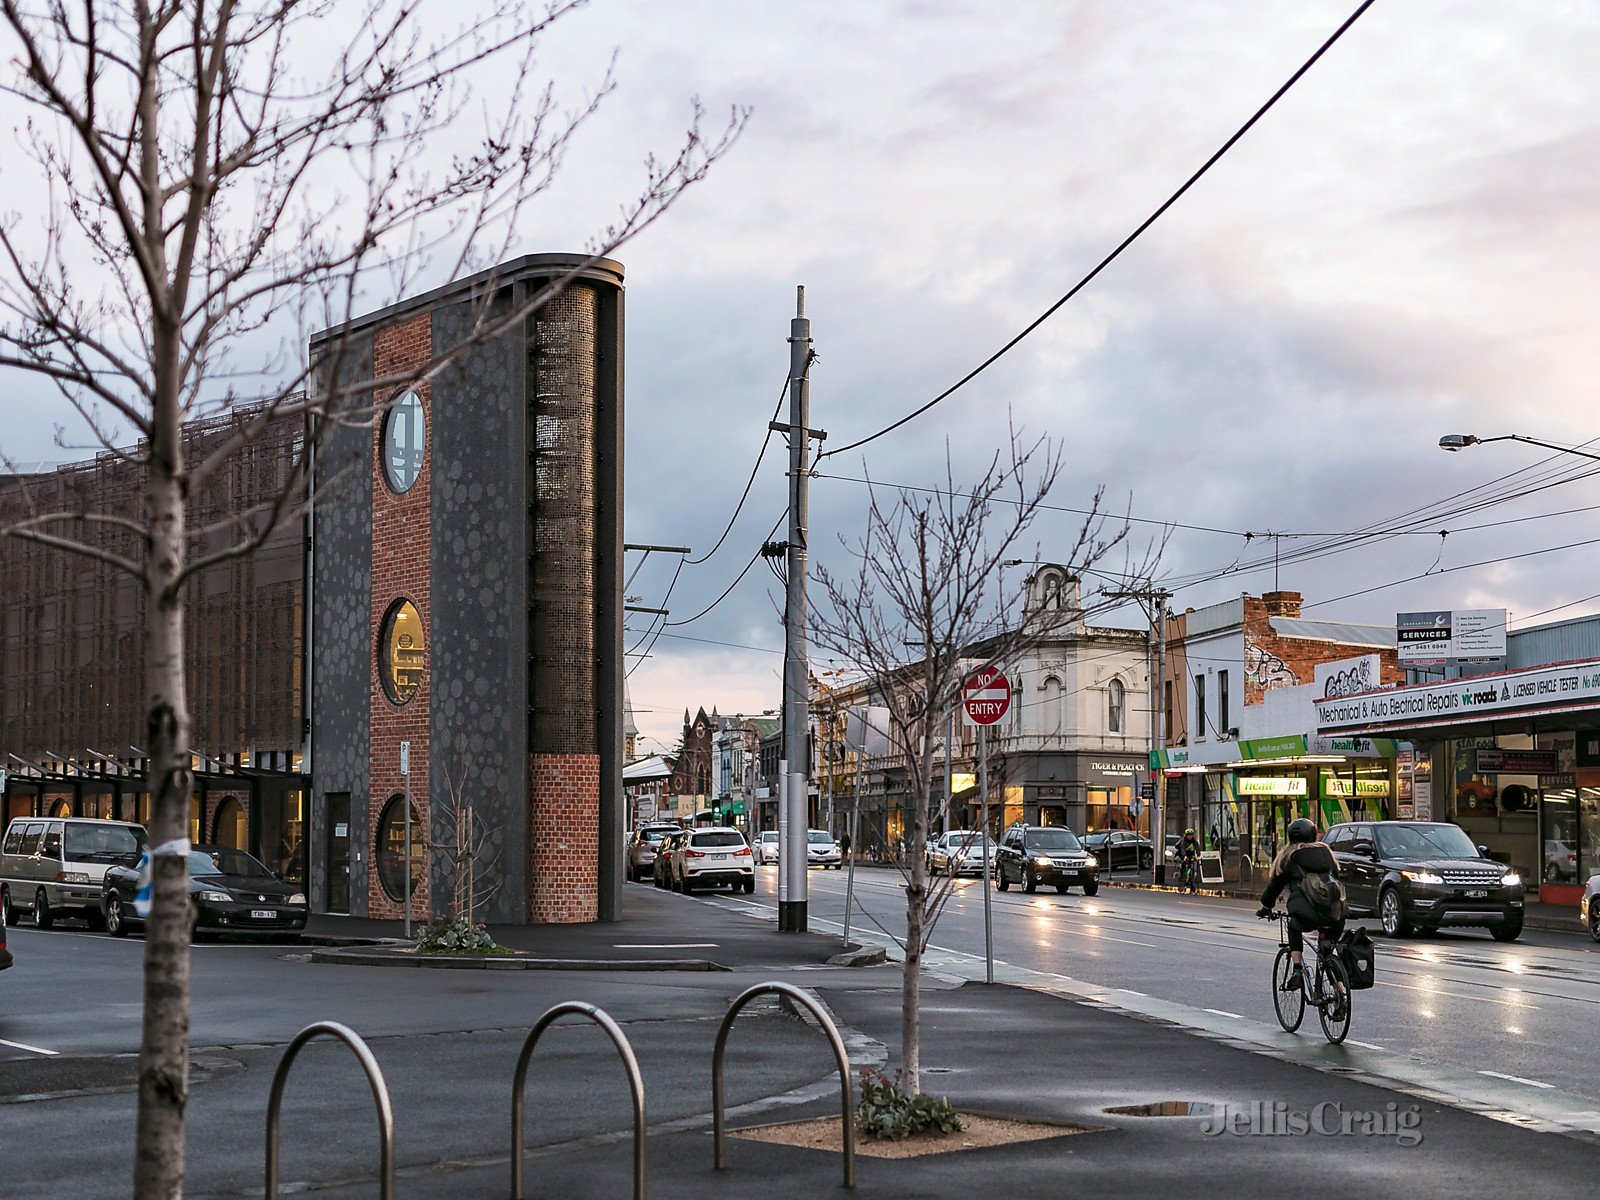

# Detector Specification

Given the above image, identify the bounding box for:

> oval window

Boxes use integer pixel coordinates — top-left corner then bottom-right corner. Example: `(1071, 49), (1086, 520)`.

(381, 389), (426, 494)
(378, 598), (425, 705)
(376, 795), (423, 901)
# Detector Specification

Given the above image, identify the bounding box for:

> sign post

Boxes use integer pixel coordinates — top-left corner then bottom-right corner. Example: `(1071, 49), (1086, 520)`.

(963, 666), (1011, 985)
(400, 740), (412, 940)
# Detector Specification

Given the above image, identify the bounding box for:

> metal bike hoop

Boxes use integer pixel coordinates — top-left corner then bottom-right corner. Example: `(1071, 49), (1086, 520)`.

(265, 1020), (394, 1198)
(712, 982), (854, 1189)
(511, 1001), (646, 1200)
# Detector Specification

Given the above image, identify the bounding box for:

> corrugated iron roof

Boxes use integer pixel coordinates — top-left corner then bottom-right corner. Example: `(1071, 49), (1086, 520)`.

(1269, 617), (1394, 647)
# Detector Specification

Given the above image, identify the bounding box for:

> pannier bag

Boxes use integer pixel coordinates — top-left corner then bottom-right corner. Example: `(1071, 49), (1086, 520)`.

(1338, 928), (1376, 990)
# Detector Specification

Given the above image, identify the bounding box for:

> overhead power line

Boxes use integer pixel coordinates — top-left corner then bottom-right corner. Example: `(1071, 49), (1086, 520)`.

(819, 0), (1380, 461)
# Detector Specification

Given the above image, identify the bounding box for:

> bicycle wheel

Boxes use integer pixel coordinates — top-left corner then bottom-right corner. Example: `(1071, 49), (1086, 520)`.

(1318, 954), (1352, 1045)
(1272, 947), (1305, 1032)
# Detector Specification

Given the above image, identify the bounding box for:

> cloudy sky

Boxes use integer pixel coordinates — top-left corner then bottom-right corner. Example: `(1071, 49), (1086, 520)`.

(6, 2), (1600, 757)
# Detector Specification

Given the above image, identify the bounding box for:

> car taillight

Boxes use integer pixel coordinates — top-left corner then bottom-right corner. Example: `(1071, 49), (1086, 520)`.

(686, 849), (705, 858)
(734, 847), (751, 856)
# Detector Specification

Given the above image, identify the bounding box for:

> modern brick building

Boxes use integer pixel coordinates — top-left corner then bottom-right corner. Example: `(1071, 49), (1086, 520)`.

(308, 254), (626, 924)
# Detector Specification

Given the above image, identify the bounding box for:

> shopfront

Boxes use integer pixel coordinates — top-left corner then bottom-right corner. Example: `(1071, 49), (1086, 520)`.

(1314, 656), (1600, 904)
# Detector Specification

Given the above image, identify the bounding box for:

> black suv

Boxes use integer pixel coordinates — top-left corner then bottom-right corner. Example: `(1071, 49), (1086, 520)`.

(1325, 820), (1525, 942)
(996, 825), (1100, 895)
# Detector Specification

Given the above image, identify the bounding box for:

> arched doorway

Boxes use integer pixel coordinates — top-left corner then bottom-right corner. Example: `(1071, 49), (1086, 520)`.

(214, 798), (247, 850)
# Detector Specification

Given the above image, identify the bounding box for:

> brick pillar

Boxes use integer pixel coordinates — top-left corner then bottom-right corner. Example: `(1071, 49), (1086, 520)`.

(529, 753), (600, 922)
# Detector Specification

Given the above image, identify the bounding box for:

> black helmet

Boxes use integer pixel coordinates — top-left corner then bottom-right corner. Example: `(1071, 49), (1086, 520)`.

(1287, 818), (1317, 844)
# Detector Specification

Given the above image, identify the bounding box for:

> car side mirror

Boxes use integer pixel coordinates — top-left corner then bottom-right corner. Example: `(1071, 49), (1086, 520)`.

(1477, 844), (1491, 857)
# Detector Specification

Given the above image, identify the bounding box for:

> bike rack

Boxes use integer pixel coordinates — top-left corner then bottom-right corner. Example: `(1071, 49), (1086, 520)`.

(265, 1020), (395, 1199)
(712, 982), (855, 1189)
(511, 1001), (646, 1200)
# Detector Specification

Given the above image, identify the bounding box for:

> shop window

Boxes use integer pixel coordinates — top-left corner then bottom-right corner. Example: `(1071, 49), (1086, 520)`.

(378, 598), (426, 705)
(376, 795), (424, 901)
(189, 796), (202, 843)
(49, 798), (71, 818)
(1108, 679), (1125, 734)
(381, 389), (426, 494)
(259, 788), (305, 886)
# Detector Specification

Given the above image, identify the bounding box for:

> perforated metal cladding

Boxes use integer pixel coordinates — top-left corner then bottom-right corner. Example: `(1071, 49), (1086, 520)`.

(528, 285), (598, 754)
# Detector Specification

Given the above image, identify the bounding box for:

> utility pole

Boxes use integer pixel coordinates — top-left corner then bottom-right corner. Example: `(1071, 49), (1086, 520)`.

(779, 287), (820, 932)
(1109, 585), (1172, 885)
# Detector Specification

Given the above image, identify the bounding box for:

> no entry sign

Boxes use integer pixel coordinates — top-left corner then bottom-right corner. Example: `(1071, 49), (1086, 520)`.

(962, 666), (1011, 726)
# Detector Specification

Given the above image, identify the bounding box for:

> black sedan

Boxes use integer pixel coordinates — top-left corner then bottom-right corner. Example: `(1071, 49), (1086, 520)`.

(1081, 829), (1155, 871)
(103, 845), (308, 938)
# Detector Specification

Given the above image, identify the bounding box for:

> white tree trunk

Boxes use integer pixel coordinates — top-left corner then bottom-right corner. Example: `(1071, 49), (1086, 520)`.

(134, 402), (194, 1199)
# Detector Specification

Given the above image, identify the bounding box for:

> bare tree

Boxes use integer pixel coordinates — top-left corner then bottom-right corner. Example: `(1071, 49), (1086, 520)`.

(810, 428), (1157, 1098)
(0, 4), (742, 1196)
(433, 736), (504, 929)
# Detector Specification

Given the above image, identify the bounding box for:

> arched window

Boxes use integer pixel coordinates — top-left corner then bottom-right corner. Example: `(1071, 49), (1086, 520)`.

(1108, 679), (1126, 733)
(1042, 676), (1065, 737)
(214, 798), (246, 849)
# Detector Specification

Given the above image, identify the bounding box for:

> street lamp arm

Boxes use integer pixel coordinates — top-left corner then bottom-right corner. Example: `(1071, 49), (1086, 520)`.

(1438, 432), (1600, 463)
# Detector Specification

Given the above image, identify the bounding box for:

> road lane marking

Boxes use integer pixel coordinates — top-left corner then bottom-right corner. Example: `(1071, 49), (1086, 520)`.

(612, 943), (719, 948)
(0, 1037), (58, 1056)
(1347, 1040), (1387, 1051)
(1480, 1070), (1555, 1089)
(1203, 1008), (1244, 1019)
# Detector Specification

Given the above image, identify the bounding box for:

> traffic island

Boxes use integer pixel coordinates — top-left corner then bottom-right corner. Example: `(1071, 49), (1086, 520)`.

(731, 1111), (1097, 1159)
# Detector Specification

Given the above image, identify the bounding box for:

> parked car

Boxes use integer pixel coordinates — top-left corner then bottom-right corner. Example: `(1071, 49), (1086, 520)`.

(1, 816), (146, 929)
(806, 829), (843, 869)
(926, 831), (997, 877)
(102, 845), (308, 938)
(667, 827), (754, 893)
(653, 830), (691, 888)
(1583, 874), (1600, 941)
(1081, 829), (1154, 872)
(1325, 820), (1524, 941)
(757, 831), (780, 865)
(626, 824), (681, 882)
(0, 903), (10, 973)
(1543, 839), (1579, 883)
(996, 825), (1100, 895)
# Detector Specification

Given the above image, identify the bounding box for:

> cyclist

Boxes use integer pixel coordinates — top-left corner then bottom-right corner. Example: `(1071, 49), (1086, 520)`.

(1255, 818), (1345, 997)
(1176, 827), (1201, 890)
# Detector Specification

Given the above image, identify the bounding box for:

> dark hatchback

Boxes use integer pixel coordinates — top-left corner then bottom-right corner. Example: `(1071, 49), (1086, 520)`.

(997, 825), (1100, 895)
(1326, 820), (1525, 942)
(102, 845), (308, 938)
(0, 908), (10, 973)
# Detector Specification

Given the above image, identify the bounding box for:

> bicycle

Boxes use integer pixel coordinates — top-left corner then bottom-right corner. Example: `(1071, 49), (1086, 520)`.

(1177, 854), (1200, 893)
(1266, 911), (1351, 1044)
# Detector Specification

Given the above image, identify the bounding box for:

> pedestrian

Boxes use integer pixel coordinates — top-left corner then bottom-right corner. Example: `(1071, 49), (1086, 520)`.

(838, 829), (852, 859)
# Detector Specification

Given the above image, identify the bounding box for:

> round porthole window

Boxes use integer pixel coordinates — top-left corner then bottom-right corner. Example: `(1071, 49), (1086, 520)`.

(378, 598), (425, 705)
(376, 795), (423, 901)
(381, 389), (425, 494)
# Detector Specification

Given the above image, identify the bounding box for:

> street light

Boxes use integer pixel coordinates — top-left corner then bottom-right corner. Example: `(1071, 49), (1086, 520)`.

(1439, 432), (1600, 463)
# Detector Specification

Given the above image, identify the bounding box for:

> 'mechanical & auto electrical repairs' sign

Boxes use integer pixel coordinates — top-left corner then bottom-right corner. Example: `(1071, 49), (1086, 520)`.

(1316, 660), (1600, 732)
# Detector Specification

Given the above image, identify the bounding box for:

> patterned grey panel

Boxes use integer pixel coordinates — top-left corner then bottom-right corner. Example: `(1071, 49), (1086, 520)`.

(430, 297), (528, 924)
(310, 337), (375, 915)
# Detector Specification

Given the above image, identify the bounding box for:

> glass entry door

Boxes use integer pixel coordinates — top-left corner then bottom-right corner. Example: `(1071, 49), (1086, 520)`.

(326, 792), (351, 914)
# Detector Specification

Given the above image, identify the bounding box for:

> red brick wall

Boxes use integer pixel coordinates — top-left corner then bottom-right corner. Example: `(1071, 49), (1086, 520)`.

(1242, 591), (1404, 707)
(368, 314), (432, 919)
(530, 753), (599, 923)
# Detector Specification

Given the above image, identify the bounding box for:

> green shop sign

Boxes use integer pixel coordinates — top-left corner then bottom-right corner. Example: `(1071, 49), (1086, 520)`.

(1237, 776), (1308, 796)
(1241, 735), (1309, 760)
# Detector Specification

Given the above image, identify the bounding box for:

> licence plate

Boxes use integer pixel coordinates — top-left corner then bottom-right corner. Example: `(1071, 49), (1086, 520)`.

(1464, 890), (1488, 899)
(251, 909), (276, 919)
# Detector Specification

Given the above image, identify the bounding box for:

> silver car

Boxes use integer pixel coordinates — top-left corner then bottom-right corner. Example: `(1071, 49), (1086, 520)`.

(756, 831), (780, 865)
(626, 824), (681, 883)
(806, 829), (842, 869)
(927, 830), (997, 877)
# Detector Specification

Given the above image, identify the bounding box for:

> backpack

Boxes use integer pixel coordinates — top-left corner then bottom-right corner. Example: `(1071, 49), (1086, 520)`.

(1299, 866), (1346, 923)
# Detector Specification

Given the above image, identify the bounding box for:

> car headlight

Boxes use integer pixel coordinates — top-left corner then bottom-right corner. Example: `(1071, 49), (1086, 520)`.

(1400, 869), (1444, 885)
(61, 871), (90, 884)
(1500, 872), (1522, 888)
(197, 890), (232, 903)
(1084, 854), (1098, 868)
(1033, 856), (1053, 868)
(288, 893), (307, 906)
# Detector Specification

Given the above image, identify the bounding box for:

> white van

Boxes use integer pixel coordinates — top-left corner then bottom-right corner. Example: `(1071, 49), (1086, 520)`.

(0, 817), (147, 929)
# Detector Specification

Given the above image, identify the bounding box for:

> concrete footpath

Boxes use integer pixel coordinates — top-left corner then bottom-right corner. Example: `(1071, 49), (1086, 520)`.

(269, 887), (1600, 1199)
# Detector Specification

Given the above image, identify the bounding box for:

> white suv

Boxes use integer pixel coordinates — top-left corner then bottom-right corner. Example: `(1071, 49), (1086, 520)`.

(672, 827), (755, 893)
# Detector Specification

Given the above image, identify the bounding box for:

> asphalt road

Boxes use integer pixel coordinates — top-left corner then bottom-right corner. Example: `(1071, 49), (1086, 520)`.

(734, 862), (1600, 1104)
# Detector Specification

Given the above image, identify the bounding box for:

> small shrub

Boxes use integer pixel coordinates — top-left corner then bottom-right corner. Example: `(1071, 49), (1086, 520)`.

(855, 1067), (966, 1140)
(414, 916), (508, 955)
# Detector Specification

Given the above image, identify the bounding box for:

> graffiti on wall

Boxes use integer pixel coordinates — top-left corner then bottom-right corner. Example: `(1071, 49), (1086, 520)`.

(1245, 637), (1298, 692)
